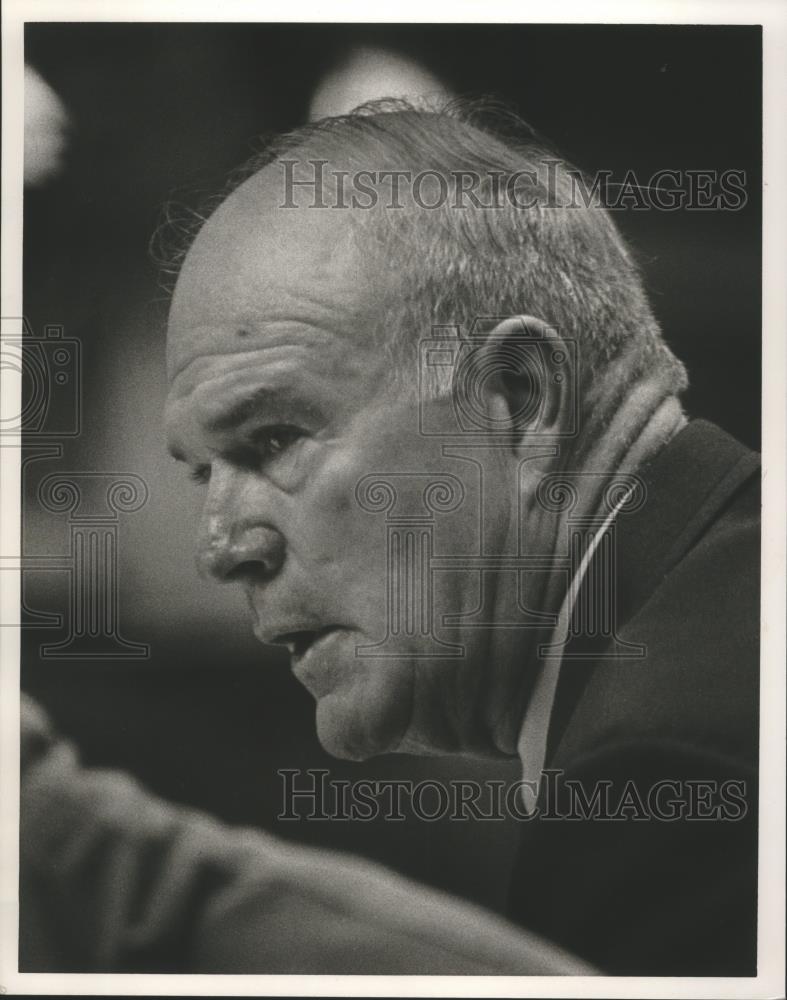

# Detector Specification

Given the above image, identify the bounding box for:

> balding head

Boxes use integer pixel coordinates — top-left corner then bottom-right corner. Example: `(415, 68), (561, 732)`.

(167, 154), (373, 384)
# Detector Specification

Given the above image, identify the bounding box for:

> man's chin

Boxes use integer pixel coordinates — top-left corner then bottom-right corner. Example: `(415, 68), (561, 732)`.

(313, 686), (411, 762)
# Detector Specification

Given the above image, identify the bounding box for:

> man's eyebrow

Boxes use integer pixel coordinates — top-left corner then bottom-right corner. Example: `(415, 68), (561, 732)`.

(205, 386), (275, 433)
(166, 386), (287, 463)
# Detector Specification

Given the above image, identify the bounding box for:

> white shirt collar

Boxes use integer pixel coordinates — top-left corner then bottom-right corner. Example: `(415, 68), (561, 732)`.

(516, 490), (632, 812)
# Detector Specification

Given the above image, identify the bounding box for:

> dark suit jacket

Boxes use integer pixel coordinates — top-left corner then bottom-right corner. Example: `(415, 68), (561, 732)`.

(507, 419), (760, 975)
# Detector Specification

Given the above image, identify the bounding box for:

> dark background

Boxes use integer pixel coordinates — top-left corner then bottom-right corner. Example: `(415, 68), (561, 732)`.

(22, 23), (761, 915)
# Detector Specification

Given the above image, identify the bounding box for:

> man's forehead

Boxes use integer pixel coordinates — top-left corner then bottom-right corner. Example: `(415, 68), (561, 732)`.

(166, 160), (371, 383)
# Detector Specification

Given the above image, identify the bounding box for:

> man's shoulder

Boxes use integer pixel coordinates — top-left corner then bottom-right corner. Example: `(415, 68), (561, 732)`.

(510, 429), (760, 974)
(554, 421), (760, 771)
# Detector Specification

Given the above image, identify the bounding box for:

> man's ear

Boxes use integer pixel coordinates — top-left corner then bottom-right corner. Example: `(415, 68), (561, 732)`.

(470, 315), (576, 447)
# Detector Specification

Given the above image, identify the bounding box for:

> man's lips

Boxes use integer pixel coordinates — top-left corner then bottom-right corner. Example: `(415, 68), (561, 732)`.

(277, 626), (341, 661)
(253, 622), (344, 663)
(252, 623), (351, 698)
(288, 627), (351, 697)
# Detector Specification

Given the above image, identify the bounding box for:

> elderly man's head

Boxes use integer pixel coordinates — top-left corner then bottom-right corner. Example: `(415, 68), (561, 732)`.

(164, 101), (686, 761)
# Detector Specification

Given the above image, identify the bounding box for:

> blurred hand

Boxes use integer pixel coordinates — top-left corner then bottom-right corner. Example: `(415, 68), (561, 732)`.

(20, 695), (595, 974)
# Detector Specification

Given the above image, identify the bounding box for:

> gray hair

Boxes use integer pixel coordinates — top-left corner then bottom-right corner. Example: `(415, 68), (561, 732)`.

(156, 97), (688, 416)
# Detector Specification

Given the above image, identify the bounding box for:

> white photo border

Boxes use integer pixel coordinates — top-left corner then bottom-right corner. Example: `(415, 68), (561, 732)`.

(2, 2), (784, 997)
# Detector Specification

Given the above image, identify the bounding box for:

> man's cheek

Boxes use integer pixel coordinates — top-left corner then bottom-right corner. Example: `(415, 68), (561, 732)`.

(306, 445), (367, 514)
(299, 454), (390, 556)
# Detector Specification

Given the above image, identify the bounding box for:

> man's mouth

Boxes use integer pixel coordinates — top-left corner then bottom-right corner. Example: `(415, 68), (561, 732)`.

(274, 626), (342, 662)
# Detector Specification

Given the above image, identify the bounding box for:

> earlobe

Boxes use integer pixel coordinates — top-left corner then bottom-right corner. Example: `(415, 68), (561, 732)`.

(476, 314), (575, 445)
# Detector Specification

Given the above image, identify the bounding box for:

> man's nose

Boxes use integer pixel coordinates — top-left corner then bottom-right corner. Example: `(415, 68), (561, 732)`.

(197, 517), (285, 583)
(198, 513), (285, 583)
(196, 471), (286, 584)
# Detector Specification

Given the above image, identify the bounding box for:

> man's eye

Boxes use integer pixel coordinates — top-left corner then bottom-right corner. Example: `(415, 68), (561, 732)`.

(189, 464), (211, 485)
(255, 424), (305, 460)
(186, 426), (306, 485)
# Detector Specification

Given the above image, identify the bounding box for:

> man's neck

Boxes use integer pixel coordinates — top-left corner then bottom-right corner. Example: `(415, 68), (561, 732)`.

(488, 379), (687, 757)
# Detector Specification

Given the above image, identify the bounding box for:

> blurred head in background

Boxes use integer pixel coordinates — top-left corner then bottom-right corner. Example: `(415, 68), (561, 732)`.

(24, 64), (69, 187)
(309, 45), (449, 119)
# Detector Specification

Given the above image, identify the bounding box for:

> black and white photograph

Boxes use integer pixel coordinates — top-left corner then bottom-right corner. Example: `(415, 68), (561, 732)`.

(1, 2), (785, 996)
